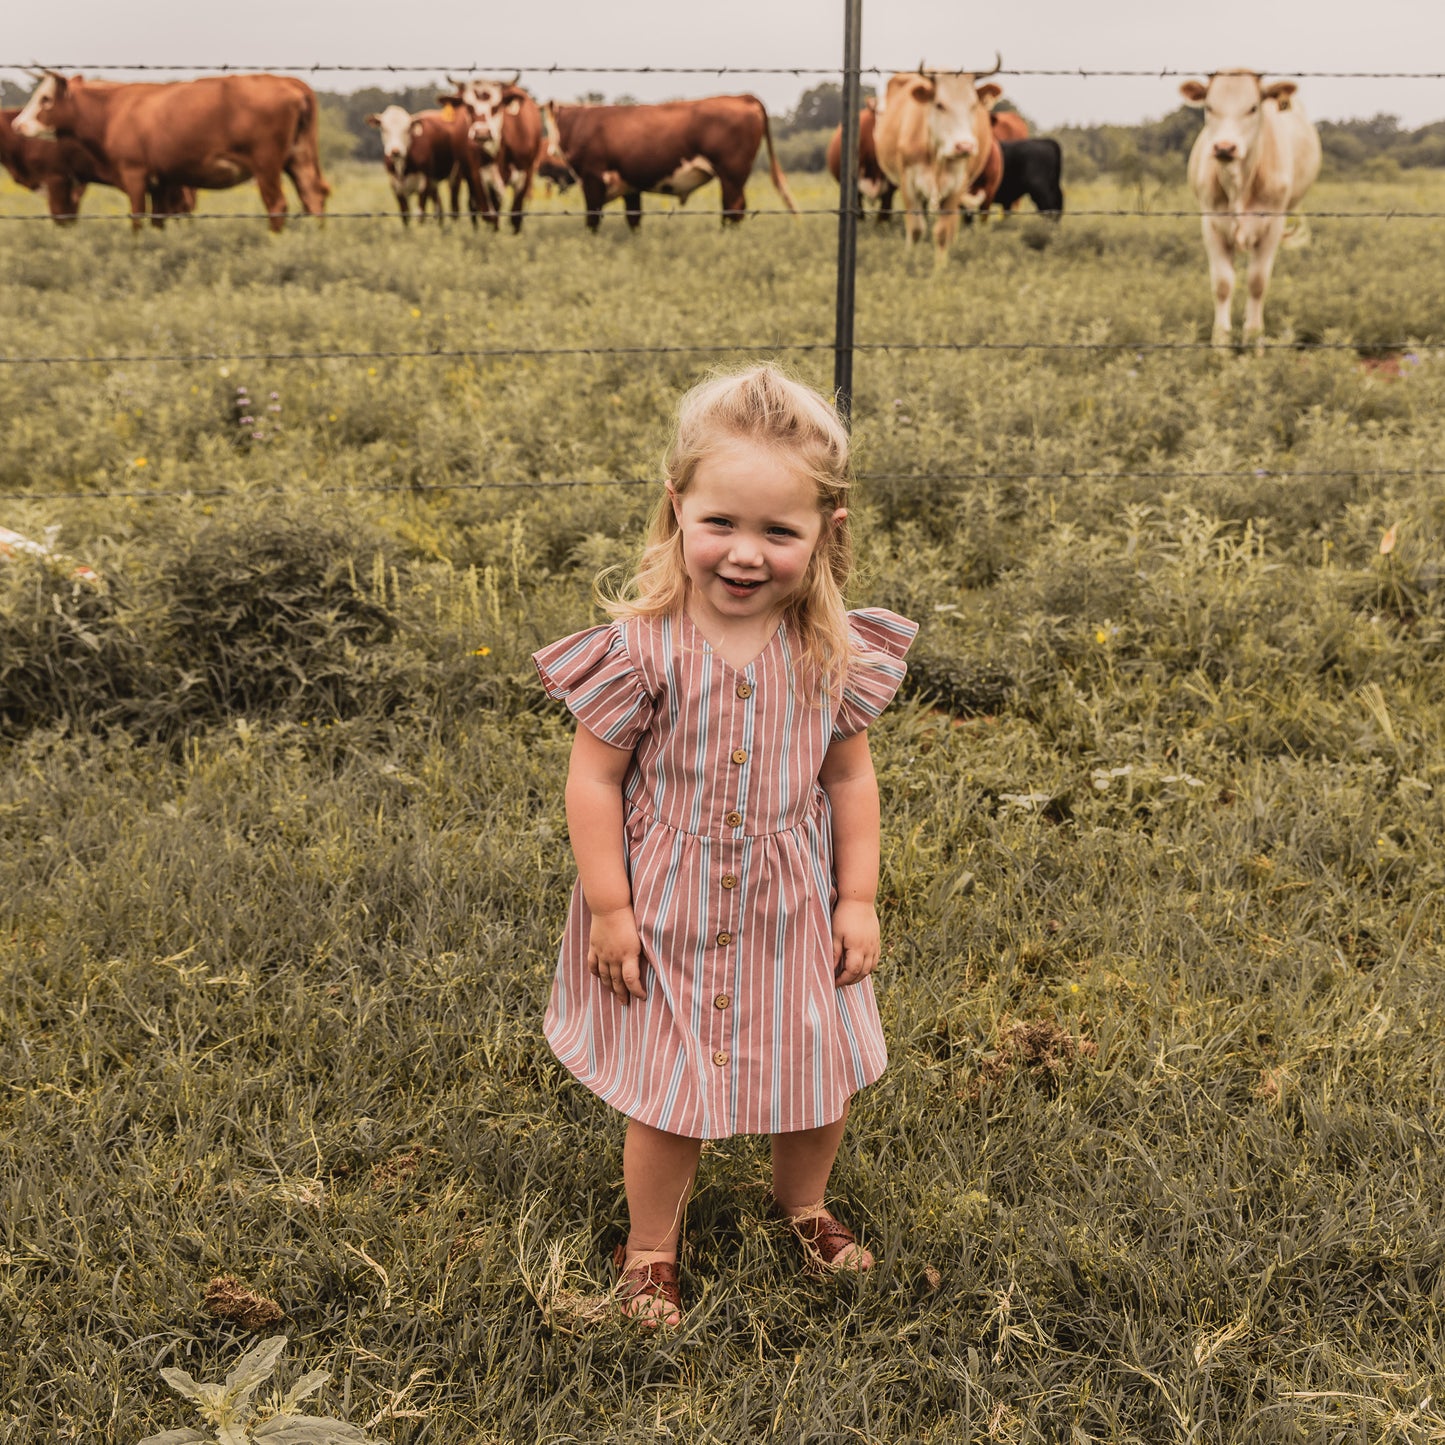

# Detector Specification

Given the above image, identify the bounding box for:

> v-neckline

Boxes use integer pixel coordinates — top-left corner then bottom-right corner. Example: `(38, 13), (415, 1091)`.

(681, 609), (783, 674)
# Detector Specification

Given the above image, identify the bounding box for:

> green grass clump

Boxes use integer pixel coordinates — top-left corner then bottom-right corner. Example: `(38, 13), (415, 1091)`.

(1, 164), (1443, 1443)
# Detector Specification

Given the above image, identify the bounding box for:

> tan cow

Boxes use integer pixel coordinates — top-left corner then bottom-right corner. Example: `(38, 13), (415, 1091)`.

(1180, 69), (1321, 345)
(873, 56), (1003, 256)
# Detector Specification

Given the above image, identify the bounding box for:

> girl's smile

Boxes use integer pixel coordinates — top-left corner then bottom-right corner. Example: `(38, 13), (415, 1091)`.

(670, 436), (845, 641)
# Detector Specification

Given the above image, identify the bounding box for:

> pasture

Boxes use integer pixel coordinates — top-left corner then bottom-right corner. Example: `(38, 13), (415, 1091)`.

(2, 162), (1444, 1443)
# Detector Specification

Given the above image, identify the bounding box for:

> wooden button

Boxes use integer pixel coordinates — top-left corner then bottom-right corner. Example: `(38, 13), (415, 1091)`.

(713, 1050), (729, 1066)
(721, 873), (738, 889)
(736, 682), (753, 699)
(716, 931), (733, 946)
(725, 811), (742, 827)
(731, 749), (748, 765)
(714, 994), (730, 1009)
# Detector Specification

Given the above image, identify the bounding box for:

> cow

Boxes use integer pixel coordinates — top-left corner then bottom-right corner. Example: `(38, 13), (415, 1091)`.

(541, 94), (798, 230)
(443, 76), (545, 232)
(827, 101), (896, 221)
(874, 57), (1005, 256)
(12, 71), (329, 232)
(366, 104), (484, 225)
(1179, 69), (1321, 345)
(1, 103), (195, 225)
(992, 138), (1064, 218)
(988, 108), (1030, 143)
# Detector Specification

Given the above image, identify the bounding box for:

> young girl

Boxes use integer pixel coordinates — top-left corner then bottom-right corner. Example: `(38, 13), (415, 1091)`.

(532, 364), (917, 1326)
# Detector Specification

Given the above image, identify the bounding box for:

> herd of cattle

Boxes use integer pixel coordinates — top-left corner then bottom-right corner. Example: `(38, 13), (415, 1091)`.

(2, 61), (1322, 340)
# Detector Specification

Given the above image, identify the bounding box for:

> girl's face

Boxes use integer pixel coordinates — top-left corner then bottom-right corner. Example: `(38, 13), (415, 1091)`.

(669, 436), (845, 632)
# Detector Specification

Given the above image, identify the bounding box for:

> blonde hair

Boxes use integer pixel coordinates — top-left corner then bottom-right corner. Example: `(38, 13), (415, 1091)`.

(602, 363), (856, 700)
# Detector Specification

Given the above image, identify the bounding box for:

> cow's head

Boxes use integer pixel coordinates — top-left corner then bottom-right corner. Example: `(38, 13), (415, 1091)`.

(366, 105), (416, 179)
(910, 54), (1003, 162)
(453, 74), (519, 157)
(13, 70), (71, 140)
(1180, 70), (1298, 166)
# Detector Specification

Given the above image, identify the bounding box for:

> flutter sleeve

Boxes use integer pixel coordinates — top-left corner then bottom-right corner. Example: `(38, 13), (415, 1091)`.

(832, 607), (920, 740)
(533, 622), (655, 751)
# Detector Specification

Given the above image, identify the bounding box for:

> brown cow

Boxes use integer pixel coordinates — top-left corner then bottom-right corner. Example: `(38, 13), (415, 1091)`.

(541, 94), (798, 229)
(826, 102), (896, 221)
(1, 103), (195, 225)
(366, 104), (488, 225)
(989, 108), (1030, 142)
(874, 57), (1005, 256)
(444, 77), (545, 233)
(12, 72), (329, 231)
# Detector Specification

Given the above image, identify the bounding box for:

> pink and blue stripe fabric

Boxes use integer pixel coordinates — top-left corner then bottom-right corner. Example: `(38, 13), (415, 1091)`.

(533, 607), (917, 1139)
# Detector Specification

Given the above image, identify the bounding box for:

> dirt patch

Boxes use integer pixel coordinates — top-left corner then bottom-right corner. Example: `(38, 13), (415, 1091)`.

(203, 1274), (284, 1330)
(969, 1016), (1098, 1098)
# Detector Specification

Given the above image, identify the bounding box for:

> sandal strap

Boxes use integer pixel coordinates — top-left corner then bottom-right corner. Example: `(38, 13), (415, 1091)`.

(612, 1243), (683, 1311)
(766, 1197), (865, 1268)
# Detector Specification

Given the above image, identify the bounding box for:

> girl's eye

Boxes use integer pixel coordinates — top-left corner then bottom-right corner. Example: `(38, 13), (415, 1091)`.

(703, 517), (731, 527)
(768, 527), (797, 539)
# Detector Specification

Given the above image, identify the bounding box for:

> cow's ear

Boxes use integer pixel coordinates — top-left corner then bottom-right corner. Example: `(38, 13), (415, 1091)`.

(411, 120), (424, 136)
(910, 80), (934, 103)
(1179, 80), (1208, 106)
(365, 113), (381, 127)
(1261, 81), (1297, 110)
(437, 93), (462, 106)
(976, 82), (1003, 107)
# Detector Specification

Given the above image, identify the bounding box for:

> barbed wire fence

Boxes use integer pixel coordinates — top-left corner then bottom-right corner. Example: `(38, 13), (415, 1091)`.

(1, 38), (1442, 505)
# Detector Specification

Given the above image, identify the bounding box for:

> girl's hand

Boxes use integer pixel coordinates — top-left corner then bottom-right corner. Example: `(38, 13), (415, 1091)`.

(588, 905), (647, 1004)
(832, 899), (881, 987)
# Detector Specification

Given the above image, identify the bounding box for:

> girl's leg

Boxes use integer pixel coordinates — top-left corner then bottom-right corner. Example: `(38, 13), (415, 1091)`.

(623, 1117), (702, 1261)
(619, 1119), (702, 1324)
(769, 1101), (873, 1269)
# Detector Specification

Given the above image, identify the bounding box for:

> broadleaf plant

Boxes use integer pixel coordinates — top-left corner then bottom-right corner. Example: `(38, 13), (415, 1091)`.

(139, 1337), (377, 1445)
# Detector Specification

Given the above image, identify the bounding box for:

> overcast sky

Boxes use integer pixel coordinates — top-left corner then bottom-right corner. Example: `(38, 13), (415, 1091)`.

(4, 0), (1443, 129)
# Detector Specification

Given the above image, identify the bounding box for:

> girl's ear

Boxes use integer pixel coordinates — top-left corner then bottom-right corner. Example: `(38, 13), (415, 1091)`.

(667, 484), (681, 522)
(830, 507), (849, 527)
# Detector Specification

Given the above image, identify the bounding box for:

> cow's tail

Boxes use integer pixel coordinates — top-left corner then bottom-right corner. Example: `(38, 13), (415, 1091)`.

(755, 98), (798, 215)
(292, 86), (333, 200)
(1281, 213), (1311, 249)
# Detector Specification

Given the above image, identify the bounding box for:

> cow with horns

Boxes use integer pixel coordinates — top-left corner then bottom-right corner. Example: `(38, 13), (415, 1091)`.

(540, 94), (798, 229)
(874, 55), (1006, 256)
(1180, 68), (1321, 345)
(442, 76), (545, 232)
(11, 71), (329, 231)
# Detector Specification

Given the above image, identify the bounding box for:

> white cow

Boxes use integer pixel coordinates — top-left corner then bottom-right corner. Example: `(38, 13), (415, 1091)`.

(1180, 70), (1321, 345)
(874, 56), (1003, 257)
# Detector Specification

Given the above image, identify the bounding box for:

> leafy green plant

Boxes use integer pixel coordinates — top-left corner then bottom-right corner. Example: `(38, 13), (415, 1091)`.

(140, 1336), (376, 1445)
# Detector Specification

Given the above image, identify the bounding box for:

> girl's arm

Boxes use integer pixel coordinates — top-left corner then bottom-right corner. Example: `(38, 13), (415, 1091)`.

(818, 729), (882, 987)
(565, 724), (646, 1003)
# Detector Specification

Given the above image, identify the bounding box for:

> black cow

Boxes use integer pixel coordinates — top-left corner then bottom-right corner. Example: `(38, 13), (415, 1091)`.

(993, 138), (1063, 217)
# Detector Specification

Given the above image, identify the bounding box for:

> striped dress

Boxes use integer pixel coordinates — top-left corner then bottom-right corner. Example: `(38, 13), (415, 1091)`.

(532, 607), (917, 1139)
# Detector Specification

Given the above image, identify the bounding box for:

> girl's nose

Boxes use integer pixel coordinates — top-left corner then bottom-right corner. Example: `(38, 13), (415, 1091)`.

(729, 535), (764, 566)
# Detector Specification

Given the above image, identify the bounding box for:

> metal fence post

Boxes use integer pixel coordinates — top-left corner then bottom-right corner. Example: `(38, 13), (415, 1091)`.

(833, 0), (863, 428)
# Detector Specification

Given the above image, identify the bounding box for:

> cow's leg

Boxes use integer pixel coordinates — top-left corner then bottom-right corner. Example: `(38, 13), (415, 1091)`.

(932, 193), (964, 257)
(581, 176), (607, 231)
(719, 175), (746, 225)
(116, 165), (150, 231)
(876, 185), (895, 224)
(447, 169), (462, 224)
(396, 189), (411, 226)
(623, 190), (643, 231)
(45, 179), (80, 225)
(254, 167), (289, 233)
(1201, 216), (1237, 345)
(420, 179), (439, 223)
(509, 172), (532, 233)
(899, 175), (925, 246)
(1243, 219), (1286, 346)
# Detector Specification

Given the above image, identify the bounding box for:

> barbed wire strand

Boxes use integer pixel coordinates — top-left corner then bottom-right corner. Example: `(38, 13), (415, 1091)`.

(2, 465), (1439, 505)
(5, 63), (1445, 78)
(2, 206), (1444, 224)
(0, 339), (1433, 368)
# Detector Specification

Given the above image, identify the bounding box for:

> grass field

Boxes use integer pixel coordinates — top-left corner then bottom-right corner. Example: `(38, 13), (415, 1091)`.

(2, 162), (1444, 1443)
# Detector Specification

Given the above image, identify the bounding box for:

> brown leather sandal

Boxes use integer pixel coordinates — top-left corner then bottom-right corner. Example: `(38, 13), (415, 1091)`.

(611, 1243), (684, 1326)
(767, 1198), (874, 1273)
